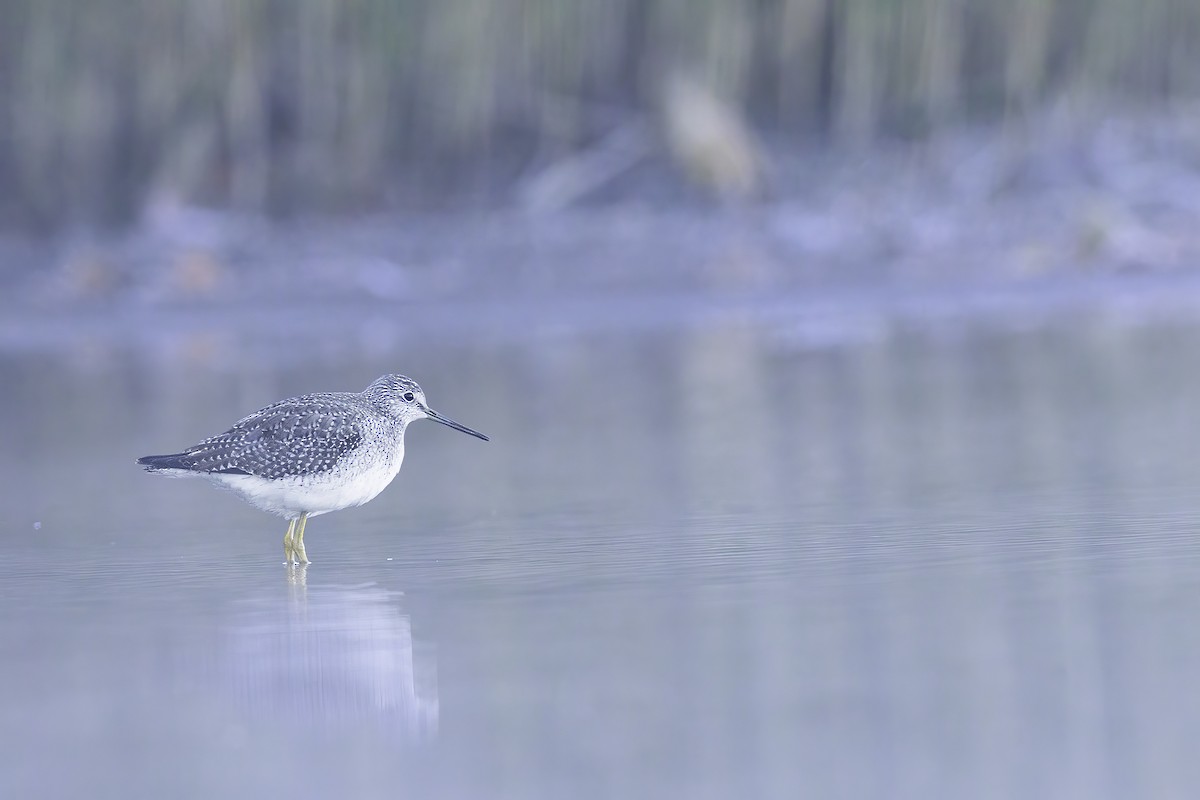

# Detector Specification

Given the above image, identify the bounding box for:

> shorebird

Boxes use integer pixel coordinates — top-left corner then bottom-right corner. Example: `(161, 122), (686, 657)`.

(137, 374), (488, 564)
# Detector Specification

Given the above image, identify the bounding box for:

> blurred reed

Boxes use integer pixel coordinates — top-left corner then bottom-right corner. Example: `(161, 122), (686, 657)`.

(1, 0), (1198, 224)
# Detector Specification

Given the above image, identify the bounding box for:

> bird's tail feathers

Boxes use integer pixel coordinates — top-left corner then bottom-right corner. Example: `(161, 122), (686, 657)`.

(137, 453), (192, 471)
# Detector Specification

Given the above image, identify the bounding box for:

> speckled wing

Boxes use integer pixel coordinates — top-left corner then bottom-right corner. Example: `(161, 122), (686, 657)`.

(175, 393), (366, 480)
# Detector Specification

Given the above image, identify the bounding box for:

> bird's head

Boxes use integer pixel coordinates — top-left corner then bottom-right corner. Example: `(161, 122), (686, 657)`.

(364, 374), (489, 440)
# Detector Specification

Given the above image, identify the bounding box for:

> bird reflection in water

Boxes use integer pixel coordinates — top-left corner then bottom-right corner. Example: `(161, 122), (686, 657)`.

(214, 569), (438, 740)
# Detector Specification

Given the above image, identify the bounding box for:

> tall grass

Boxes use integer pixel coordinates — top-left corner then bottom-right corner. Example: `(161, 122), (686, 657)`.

(1, 0), (1198, 225)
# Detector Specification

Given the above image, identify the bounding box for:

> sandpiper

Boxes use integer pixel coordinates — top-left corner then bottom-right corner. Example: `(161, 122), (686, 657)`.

(137, 374), (488, 564)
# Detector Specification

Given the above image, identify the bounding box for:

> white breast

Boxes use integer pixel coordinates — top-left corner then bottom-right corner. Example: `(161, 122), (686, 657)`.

(210, 442), (405, 518)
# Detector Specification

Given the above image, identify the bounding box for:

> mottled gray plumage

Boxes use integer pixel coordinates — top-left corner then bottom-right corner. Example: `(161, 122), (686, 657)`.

(142, 391), (386, 480)
(138, 374), (488, 564)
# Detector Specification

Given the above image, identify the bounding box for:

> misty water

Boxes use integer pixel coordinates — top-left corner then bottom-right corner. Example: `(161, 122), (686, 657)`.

(3, 308), (1200, 798)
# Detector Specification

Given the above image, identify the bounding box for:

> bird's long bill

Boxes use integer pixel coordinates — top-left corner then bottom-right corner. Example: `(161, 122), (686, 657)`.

(424, 406), (489, 441)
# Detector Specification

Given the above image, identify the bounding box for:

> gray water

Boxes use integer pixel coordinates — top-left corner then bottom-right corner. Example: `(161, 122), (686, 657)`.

(3, 315), (1200, 799)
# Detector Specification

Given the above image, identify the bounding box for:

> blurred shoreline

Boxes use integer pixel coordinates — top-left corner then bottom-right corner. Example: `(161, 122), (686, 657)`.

(6, 0), (1200, 225)
(3, 106), (1200, 356)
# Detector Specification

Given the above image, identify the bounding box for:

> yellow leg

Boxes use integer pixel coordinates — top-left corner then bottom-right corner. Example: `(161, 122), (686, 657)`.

(293, 512), (310, 564)
(283, 518), (297, 564)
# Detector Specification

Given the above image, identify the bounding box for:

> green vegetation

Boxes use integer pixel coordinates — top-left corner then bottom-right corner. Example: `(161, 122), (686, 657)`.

(2, 0), (1198, 225)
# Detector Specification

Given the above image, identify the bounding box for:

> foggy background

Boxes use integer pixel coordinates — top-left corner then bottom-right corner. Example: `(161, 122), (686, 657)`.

(2, 0), (1199, 351)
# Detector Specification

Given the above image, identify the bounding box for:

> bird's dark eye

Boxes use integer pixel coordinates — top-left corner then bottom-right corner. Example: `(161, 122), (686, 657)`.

(403, 391), (415, 402)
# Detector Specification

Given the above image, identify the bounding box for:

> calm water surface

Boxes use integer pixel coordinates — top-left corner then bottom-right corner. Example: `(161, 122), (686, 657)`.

(3, 316), (1200, 798)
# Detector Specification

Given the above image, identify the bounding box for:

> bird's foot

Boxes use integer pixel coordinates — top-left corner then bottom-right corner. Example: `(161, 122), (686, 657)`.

(286, 563), (308, 587)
